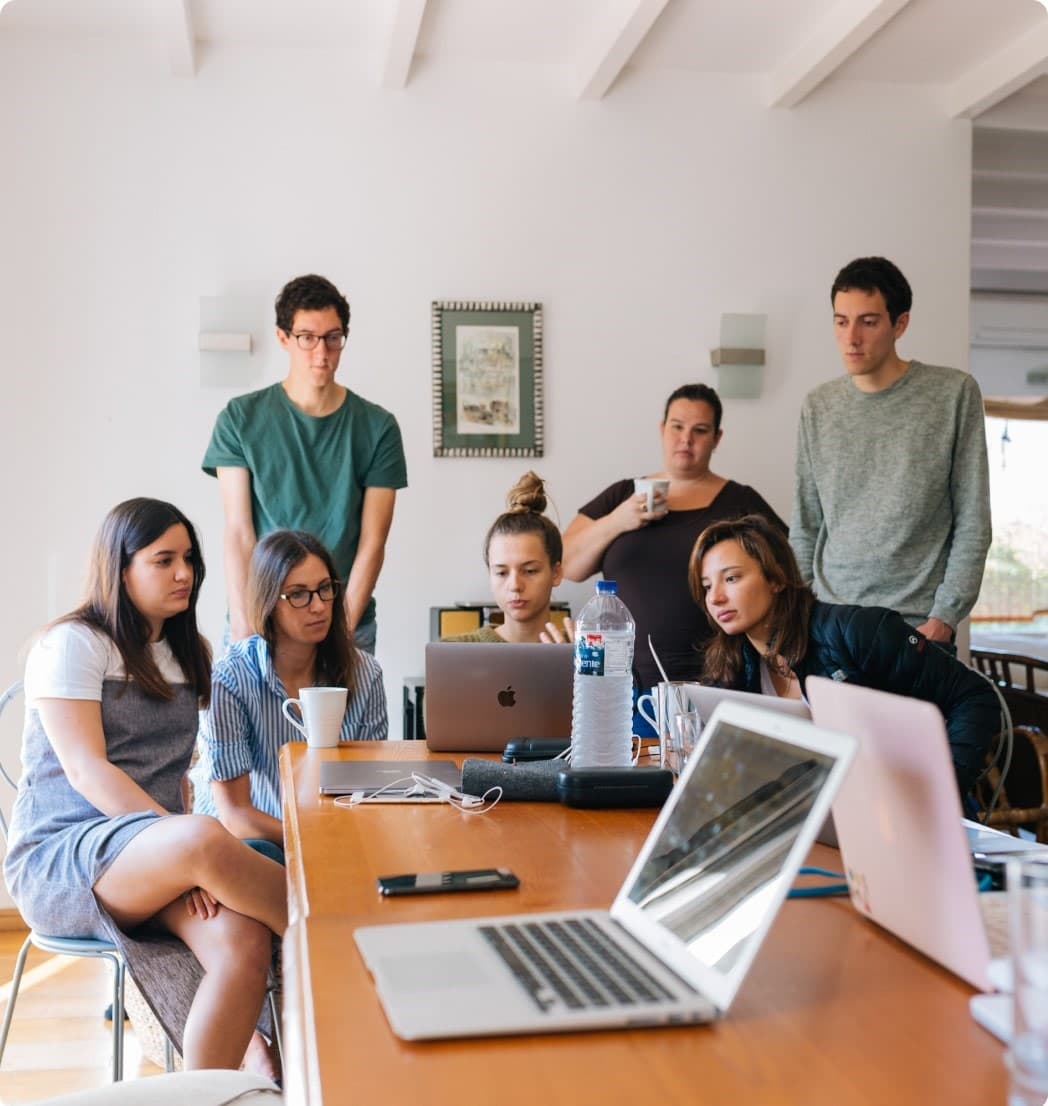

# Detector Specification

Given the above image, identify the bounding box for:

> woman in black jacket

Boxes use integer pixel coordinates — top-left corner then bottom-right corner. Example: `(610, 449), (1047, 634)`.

(689, 514), (999, 798)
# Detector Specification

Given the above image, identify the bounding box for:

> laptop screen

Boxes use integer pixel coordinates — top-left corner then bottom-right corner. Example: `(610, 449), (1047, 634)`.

(625, 715), (836, 978)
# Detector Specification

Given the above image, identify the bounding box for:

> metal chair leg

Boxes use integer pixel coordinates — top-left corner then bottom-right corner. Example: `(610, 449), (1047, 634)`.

(267, 986), (283, 1070)
(0, 934), (33, 1067)
(163, 1035), (175, 1072)
(106, 952), (125, 1082)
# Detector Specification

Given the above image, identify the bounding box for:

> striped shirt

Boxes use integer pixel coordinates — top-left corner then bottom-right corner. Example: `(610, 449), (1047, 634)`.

(192, 635), (387, 820)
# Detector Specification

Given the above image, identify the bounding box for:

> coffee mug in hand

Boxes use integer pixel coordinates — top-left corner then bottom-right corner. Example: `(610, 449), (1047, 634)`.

(281, 686), (348, 748)
(633, 477), (670, 514)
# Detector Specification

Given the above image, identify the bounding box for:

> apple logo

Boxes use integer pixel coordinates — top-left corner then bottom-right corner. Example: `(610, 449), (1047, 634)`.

(497, 685), (516, 708)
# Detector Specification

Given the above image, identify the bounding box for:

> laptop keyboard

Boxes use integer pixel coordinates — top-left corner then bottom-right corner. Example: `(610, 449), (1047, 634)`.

(479, 916), (681, 1014)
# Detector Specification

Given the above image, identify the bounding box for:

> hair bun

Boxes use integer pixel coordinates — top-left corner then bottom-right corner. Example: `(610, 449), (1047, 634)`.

(506, 471), (547, 515)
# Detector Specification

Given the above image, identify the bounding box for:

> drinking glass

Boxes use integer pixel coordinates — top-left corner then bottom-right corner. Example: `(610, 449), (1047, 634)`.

(1007, 857), (1048, 1106)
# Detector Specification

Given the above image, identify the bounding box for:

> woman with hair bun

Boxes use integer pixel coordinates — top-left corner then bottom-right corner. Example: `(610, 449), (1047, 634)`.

(444, 472), (569, 644)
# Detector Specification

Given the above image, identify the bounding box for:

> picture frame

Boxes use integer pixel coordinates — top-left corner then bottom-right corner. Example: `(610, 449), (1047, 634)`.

(431, 301), (543, 457)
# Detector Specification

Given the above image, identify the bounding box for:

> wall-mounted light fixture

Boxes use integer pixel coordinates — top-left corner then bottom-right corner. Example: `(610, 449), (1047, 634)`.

(199, 297), (258, 387)
(710, 313), (766, 399)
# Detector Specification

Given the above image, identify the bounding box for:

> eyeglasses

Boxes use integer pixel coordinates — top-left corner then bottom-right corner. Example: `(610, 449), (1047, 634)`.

(279, 580), (341, 608)
(288, 331), (347, 351)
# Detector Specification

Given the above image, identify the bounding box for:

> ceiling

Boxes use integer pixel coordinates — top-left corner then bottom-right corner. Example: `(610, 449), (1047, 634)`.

(3, 0), (1048, 291)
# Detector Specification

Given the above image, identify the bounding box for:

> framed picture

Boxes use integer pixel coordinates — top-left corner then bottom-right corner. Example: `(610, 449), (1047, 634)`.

(431, 301), (543, 457)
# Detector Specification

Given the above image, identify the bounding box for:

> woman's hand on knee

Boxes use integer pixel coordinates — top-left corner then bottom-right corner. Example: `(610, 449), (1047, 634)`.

(185, 887), (220, 920)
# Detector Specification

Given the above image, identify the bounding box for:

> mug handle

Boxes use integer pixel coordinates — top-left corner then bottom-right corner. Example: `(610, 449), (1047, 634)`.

(636, 692), (658, 732)
(281, 697), (308, 738)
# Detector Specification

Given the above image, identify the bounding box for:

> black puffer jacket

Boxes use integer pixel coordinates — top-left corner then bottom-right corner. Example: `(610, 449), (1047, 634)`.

(735, 601), (999, 796)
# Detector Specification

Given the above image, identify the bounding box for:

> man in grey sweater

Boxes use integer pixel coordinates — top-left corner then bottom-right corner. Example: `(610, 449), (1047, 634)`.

(790, 256), (991, 648)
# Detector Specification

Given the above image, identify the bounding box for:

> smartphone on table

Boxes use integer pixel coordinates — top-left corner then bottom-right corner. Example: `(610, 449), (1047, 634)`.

(376, 867), (520, 896)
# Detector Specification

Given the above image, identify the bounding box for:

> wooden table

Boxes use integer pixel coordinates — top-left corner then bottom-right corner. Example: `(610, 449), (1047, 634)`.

(279, 741), (1007, 1106)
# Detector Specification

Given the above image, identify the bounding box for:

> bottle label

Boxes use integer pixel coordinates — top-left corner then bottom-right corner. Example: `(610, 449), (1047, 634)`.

(575, 633), (631, 677)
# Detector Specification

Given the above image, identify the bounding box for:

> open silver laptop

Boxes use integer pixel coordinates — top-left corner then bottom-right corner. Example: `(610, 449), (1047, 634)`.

(424, 642), (573, 752)
(806, 676), (1020, 992)
(685, 684), (811, 721)
(683, 685), (840, 845)
(354, 701), (856, 1040)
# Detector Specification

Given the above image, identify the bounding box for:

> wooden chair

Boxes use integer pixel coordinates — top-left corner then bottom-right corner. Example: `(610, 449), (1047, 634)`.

(977, 724), (1048, 842)
(970, 647), (1048, 732)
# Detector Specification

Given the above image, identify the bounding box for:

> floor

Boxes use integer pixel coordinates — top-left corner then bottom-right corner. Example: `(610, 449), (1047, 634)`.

(0, 930), (163, 1104)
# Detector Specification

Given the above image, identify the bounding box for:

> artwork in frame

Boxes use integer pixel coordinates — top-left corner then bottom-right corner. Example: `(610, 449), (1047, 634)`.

(431, 301), (543, 458)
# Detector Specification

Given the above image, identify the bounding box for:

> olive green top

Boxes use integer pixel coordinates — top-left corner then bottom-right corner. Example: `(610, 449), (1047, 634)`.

(440, 625), (505, 643)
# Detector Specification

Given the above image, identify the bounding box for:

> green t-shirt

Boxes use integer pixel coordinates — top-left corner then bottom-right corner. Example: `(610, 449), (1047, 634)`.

(202, 383), (408, 625)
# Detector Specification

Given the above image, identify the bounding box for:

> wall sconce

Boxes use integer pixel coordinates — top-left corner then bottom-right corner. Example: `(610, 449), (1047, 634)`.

(710, 314), (766, 399)
(199, 297), (259, 388)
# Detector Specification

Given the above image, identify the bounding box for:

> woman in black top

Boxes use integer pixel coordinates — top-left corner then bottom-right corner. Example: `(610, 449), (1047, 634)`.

(691, 514), (997, 796)
(561, 384), (785, 699)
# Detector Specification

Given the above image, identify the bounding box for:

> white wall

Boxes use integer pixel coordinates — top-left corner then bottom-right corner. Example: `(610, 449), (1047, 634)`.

(0, 40), (973, 905)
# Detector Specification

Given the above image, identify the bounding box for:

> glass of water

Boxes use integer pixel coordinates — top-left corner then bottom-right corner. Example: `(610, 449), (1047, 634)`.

(1007, 857), (1048, 1106)
(666, 711), (702, 777)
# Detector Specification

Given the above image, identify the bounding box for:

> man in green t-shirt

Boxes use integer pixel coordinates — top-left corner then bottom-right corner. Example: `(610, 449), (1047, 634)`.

(202, 274), (408, 652)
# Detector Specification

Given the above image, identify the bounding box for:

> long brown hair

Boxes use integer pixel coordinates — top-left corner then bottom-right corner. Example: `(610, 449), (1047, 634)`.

(688, 514), (814, 687)
(483, 471), (562, 568)
(247, 530), (357, 693)
(62, 498), (211, 705)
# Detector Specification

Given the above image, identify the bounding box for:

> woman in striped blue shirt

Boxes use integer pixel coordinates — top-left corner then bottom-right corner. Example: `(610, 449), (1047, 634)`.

(193, 530), (387, 849)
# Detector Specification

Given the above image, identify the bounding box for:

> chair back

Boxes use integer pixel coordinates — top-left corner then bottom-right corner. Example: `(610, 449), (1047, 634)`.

(971, 649), (1048, 733)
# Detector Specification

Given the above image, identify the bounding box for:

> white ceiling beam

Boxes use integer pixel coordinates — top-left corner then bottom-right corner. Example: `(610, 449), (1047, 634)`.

(576, 0), (671, 101)
(380, 0), (429, 91)
(767, 0), (912, 109)
(943, 20), (1048, 119)
(156, 0), (196, 78)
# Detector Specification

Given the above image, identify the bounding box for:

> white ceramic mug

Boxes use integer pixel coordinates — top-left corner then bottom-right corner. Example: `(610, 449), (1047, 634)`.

(636, 681), (694, 775)
(633, 477), (670, 514)
(281, 686), (348, 748)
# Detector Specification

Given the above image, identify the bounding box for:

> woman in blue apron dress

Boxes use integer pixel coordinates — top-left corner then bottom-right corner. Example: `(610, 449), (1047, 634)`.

(3, 498), (286, 1073)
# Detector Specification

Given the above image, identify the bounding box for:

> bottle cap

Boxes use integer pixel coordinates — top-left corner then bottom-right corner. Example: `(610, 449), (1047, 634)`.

(596, 581), (618, 595)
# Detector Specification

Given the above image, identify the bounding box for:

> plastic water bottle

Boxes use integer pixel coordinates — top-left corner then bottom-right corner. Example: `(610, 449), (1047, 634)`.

(571, 580), (635, 767)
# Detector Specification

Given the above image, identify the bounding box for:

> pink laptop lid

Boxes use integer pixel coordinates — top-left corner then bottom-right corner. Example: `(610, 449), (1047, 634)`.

(806, 676), (993, 991)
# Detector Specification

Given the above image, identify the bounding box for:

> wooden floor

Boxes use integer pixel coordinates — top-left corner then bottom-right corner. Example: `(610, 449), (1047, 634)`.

(0, 930), (164, 1103)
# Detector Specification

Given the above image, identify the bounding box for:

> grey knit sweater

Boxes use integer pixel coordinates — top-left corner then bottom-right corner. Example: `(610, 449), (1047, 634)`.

(789, 360), (991, 629)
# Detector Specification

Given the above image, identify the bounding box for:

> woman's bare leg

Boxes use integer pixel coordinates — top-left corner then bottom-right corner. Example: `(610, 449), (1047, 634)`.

(93, 814), (287, 935)
(156, 900), (274, 1071)
(242, 1029), (281, 1082)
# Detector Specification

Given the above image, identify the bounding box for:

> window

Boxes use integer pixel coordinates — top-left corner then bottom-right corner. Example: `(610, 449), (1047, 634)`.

(972, 417), (1048, 635)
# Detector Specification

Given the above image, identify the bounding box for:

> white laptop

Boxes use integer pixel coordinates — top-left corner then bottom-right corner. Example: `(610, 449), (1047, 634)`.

(354, 701), (856, 1040)
(425, 642), (574, 752)
(685, 684), (811, 721)
(806, 676), (1020, 992)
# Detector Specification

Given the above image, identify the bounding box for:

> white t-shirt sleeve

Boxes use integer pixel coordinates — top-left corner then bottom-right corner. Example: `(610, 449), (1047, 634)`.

(24, 622), (121, 703)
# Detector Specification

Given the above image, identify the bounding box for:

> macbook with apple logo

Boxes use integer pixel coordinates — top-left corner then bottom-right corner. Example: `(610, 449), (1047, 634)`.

(424, 643), (574, 752)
